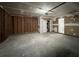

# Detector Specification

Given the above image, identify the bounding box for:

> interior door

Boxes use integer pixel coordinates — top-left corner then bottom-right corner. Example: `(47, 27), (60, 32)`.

(40, 19), (47, 33)
(58, 18), (64, 33)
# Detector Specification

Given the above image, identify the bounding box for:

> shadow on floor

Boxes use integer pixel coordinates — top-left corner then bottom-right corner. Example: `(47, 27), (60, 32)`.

(42, 48), (76, 57)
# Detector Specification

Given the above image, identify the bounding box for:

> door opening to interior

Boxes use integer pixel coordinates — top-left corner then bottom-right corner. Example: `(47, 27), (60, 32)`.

(47, 20), (50, 32)
(58, 17), (64, 33)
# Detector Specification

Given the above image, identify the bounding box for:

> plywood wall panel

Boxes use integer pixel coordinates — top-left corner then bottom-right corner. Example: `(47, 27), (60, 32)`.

(65, 26), (79, 36)
(5, 14), (13, 39)
(8, 15), (10, 35)
(0, 7), (14, 43)
(8, 15), (13, 35)
(36, 17), (38, 32)
(0, 8), (2, 42)
(14, 16), (18, 34)
(1, 9), (5, 42)
(0, 7), (38, 43)
(24, 17), (27, 32)
(5, 13), (8, 38)
(64, 16), (79, 37)
(30, 18), (32, 32)
(12, 16), (38, 33)
(22, 16), (25, 33)
(17, 16), (22, 33)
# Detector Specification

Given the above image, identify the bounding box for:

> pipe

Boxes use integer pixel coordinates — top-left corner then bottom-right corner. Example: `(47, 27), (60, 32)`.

(49, 2), (66, 12)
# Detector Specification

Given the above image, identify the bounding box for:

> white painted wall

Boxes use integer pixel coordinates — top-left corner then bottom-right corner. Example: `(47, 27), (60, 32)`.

(40, 17), (47, 33)
(58, 17), (64, 33)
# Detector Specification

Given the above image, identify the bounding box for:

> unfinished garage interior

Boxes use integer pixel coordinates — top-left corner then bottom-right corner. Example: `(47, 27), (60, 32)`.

(0, 2), (79, 57)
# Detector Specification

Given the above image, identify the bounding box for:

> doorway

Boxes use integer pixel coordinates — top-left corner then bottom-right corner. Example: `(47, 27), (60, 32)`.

(47, 20), (50, 32)
(40, 18), (47, 33)
(58, 17), (64, 33)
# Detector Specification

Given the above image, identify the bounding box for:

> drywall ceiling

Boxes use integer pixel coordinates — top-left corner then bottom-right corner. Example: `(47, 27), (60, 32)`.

(48, 2), (79, 16)
(0, 2), (79, 17)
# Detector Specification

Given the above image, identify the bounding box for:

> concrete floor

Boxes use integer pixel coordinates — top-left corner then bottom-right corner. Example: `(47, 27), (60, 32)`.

(0, 32), (79, 57)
